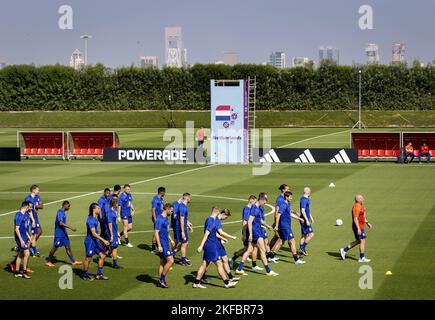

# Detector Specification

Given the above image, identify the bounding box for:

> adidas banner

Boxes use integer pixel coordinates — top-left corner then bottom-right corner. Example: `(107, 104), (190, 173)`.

(254, 148), (358, 163)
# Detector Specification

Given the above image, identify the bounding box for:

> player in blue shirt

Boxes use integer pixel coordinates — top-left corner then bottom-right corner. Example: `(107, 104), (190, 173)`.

(174, 193), (193, 266)
(45, 201), (82, 267)
(107, 197), (122, 269)
(24, 184), (44, 257)
(236, 194), (279, 277)
(97, 188), (111, 239)
(271, 192), (306, 264)
(151, 187), (166, 252)
(229, 195), (257, 269)
(155, 203), (176, 288)
(119, 184), (135, 247)
(105, 184), (122, 217)
(13, 201), (32, 279)
(82, 203), (110, 281)
(193, 207), (237, 289)
(299, 187), (315, 256)
(269, 184), (290, 251)
(171, 195), (183, 242)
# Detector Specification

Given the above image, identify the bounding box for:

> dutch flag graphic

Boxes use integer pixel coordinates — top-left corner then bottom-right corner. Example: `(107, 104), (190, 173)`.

(215, 105), (231, 121)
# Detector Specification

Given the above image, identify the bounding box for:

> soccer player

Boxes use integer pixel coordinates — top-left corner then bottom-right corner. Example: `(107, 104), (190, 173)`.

(24, 185), (44, 257)
(235, 194), (279, 277)
(119, 184), (135, 247)
(193, 207), (237, 289)
(13, 201), (32, 279)
(151, 187), (166, 252)
(340, 194), (373, 263)
(419, 142), (431, 164)
(404, 142), (415, 163)
(271, 192), (305, 264)
(299, 187), (314, 256)
(155, 203), (176, 288)
(45, 201), (82, 267)
(229, 195), (258, 269)
(82, 203), (110, 281)
(98, 188), (111, 238)
(107, 197), (122, 269)
(175, 193), (193, 266)
(269, 184), (289, 250)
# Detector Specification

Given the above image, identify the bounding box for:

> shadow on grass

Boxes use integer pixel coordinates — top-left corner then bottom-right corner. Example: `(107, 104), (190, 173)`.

(138, 243), (153, 251)
(136, 274), (159, 287)
(326, 251), (358, 261)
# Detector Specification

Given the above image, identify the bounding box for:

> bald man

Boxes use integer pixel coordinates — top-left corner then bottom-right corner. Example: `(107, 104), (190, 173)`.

(299, 187), (314, 256)
(339, 194), (372, 263)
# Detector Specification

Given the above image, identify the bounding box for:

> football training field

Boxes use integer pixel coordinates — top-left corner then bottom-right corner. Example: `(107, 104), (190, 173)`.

(0, 128), (434, 300)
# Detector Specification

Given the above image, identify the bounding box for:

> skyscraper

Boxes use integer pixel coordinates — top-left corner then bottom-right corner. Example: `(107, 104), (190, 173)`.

(365, 44), (380, 64)
(268, 51), (286, 68)
(69, 49), (84, 70)
(165, 27), (187, 67)
(222, 52), (239, 65)
(140, 56), (158, 67)
(392, 43), (406, 65)
(319, 46), (340, 65)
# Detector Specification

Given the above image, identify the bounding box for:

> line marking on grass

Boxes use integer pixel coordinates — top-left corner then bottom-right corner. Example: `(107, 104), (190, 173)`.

(0, 165), (218, 218)
(278, 129), (349, 148)
(0, 193), (274, 240)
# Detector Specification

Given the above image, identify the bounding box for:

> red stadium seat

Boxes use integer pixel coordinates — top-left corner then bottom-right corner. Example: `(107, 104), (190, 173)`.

(44, 148), (52, 155)
(385, 150), (393, 156)
(431, 150), (435, 156)
(73, 149), (80, 155)
(79, 148), (88, 155)
(37, 148), (44, 155)
(361, 149), (369, 156)
(87, 148), (96, 155)
(369, 150), (377, 157)
(30, 148), (37, 155)
(358, 149), (362, 156)
(52, 148), (61, 155)
(95, 148), (103, 155)
(23, 148), (31, 155)
(392, 149), (399, 156)
(413, 150), (420, 156)
(377, 150), (385, 157)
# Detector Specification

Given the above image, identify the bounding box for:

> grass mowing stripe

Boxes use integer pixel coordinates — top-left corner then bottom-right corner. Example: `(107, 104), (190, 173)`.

(278, 129), (349, 148)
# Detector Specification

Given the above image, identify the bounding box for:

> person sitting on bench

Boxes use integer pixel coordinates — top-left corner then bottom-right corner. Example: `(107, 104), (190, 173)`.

(404, 142), (415, 163)
(419, 143), (431, 164)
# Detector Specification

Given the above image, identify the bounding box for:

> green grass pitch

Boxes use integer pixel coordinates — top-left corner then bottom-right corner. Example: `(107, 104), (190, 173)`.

(0, 128), (434, 300)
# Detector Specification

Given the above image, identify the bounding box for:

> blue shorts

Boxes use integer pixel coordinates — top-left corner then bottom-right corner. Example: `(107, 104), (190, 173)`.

(216, 242), (227, 257)
(109, 238), (119, 249)
(353, 227), (366, 241)
(15, 238), (29, 252)
(159, 246), (175, 259)
(54, 236), (70, 248)
(203, 244), (220, 263)
(174, 225), (188, 243)
(278, 228), (294, 241)
(262, 230), (268, 239)
(84, 238), (105, 257)
(301, 224), (314, 235)
(121, 214), (132, 224)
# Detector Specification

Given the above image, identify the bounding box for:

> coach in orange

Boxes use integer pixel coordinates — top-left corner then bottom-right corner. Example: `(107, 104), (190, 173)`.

(418, 143), (431, 164)
(339, 194), (372, 263)
(403, 142), (415, 163)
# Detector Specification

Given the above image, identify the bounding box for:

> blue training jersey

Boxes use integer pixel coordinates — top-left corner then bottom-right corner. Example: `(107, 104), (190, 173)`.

(14, 211), (30, 242)
(98, 195), (109, 221)
(152, 195), (164, 217)
(24, 194), (41, 222)
(106, 208), (118, 239)
(54, 209), (68, 238)
(177, 202), (189, 229)
(118, 192), (133, 216)
(249, 204), (263, 235)
(300, 196), (311, 222)
(171, 200), (180, 226)
(155, 214), (170, 248)
(278, 201), (291, 229)
(215, 218), (224, 247)
(204, 216), (217, 246)
(275, 194), (285, 210)
(86, 216), (99, 240)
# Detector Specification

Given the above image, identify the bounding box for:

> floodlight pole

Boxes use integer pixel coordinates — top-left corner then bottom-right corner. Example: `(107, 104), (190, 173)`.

(352, 69), (367, 129)
(80, 34), (92, 65)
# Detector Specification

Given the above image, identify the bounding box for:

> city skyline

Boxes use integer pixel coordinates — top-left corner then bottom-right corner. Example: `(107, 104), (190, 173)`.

(1, 0), (435, 67)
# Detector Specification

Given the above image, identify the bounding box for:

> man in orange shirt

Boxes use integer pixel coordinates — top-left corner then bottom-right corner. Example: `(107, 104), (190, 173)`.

(339, 194), (372, 263)
(196, 127), (206, 147)
(404, 142), (415, 163)
(418, 142), (431, 164)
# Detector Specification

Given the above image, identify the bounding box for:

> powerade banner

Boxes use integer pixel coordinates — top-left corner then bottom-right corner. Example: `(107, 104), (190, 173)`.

(255, 148), (358, 163)
(103, 148), (203, 162)
(210, 80), (249, 164)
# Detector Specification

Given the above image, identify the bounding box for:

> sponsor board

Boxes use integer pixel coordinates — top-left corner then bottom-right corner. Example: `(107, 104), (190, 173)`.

(103, 148), (202, 162)
(255, 148), (358, 163)
(0, 148), (20, 161)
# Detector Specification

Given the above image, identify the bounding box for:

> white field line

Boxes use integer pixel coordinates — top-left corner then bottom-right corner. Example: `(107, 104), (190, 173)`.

(278, 129), (349, 148)
(0, 193), (274, 240)
(0, 165), (218, 218)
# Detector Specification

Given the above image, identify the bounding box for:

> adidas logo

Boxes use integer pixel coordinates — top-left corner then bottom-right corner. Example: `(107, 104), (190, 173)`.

(295, 149), (316, 163)
(259, 149), (281, 163)
(330, 149), (352, 163)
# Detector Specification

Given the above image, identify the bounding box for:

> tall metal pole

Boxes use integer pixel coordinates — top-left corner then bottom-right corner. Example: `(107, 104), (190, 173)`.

(358, 70), (362, 129)
(80, 35), (92, 65)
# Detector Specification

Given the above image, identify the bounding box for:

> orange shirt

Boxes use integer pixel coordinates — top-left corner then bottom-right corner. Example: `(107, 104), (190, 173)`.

(352, 203), (366, 229)
(405, 145), (413, 153)
(197, 129), (205, 141)
(421, 145), (429, 153)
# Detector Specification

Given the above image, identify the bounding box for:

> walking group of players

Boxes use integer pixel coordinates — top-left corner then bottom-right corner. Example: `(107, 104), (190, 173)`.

(10, 183), (372, 288)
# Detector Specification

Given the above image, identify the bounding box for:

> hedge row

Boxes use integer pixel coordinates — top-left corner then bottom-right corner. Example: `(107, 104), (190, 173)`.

(0, 62), (434, 111)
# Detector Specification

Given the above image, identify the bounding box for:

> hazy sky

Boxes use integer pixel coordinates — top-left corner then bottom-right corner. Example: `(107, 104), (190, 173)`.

(0, 0), (434, 67)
